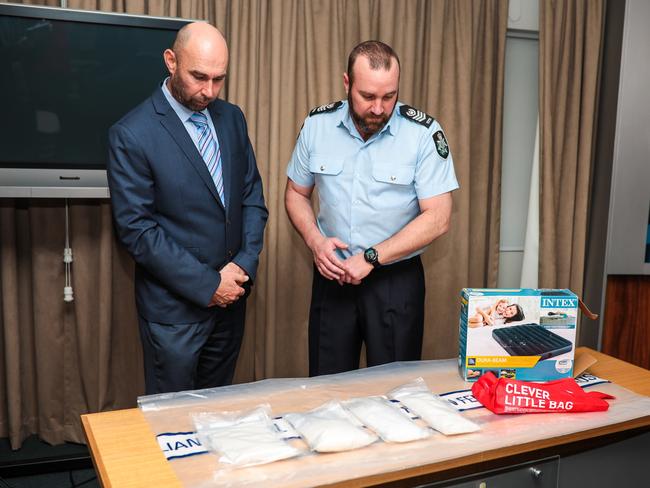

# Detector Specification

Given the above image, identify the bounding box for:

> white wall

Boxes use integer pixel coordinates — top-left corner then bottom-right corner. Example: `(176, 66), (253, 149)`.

(507, 0), (539, 31)
(605, 0), (650, 276)
(497, 0), (539, 288)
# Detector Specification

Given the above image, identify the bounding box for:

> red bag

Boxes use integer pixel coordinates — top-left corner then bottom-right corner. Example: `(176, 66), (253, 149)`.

(471, 372), (614, 414)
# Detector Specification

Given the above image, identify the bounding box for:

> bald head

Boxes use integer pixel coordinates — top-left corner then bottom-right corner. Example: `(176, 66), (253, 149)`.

(164, 22), (229, 111)
(172, 22), (227, 60)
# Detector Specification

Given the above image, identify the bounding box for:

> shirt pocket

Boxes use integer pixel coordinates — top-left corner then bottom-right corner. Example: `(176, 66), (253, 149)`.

(371, 164), (417, 210)
(309, 155), (344, 176)
(371, 164), (416, 185)
(309, 155), (345, 206)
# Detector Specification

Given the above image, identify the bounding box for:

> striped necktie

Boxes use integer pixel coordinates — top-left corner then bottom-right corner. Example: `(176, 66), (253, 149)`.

(189, 112), (225, 205)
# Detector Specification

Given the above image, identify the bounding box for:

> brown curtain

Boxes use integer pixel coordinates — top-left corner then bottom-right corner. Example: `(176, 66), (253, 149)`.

(222, 0), (508, 374)
(0, 0), (507, 449)
(539, 0), (605, 297)
(0, 200), (143, 449)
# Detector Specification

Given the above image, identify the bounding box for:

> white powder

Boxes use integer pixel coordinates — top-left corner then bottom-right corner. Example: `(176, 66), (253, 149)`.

(388, 378), (481, 436)
(343, 396), (431, 443)
(284, 401), (378, 452)
(192, 405), (302, 466)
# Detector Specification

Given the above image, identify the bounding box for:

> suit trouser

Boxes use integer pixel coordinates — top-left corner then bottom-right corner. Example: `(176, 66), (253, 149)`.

(308, 255), (425, 377)
(138, 298), (246, 395)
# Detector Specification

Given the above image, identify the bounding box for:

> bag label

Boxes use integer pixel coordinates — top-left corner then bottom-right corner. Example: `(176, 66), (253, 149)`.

(156, 432), (207, 460)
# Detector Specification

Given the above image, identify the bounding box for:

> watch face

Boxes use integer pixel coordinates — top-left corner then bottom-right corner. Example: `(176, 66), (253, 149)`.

(364, 247), (378, 263)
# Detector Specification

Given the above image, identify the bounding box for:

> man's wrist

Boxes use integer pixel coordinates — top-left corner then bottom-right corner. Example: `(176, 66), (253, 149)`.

(305, 229), (323, 250)
(363, 247), (381, 268)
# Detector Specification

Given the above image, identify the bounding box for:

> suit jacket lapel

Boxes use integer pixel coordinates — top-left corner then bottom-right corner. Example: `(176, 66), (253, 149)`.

(152, 90), (224, 209)
(208, 103), (230, 214)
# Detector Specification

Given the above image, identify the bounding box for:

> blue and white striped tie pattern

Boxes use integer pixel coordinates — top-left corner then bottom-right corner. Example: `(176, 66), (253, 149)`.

(189, 112), (225, 205)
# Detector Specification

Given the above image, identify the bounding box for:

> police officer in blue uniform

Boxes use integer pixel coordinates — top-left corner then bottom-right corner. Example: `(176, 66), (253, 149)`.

(285, 41), (459, 376)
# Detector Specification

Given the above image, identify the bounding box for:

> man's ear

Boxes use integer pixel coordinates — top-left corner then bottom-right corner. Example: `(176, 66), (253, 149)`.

(343, 72), (350, 95)
(163, 49), (177, 75)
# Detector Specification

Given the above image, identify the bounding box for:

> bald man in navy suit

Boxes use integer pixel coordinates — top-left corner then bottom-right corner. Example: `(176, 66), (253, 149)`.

(108, 23), (267, 395)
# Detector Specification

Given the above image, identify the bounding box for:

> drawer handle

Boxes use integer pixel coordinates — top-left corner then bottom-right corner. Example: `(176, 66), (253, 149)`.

(530, 467), (543, 479)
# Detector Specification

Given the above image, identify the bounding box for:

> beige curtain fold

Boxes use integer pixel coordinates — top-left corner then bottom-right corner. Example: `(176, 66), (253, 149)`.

(539, 0), (605, 296)
(225, 0), (508, 375)
(0, 200), (143, 449)
(0, 0), (507, 449)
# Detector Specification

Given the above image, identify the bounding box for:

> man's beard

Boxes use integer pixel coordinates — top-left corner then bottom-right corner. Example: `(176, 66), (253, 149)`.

(169, 75), (211, 112)
(348, 92), (392, 137)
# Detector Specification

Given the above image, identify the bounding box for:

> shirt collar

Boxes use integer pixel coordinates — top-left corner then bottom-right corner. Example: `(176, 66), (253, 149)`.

(384, 103), (399, 136)
(161, 77), (208, 122)
(339, 100), (398, 139)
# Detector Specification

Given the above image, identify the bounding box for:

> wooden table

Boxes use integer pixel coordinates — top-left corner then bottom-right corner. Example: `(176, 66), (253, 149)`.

(81, 347), (650, 487)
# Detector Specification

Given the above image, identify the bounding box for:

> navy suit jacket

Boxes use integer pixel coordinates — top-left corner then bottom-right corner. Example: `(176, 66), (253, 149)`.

(107, 88), (268, 323)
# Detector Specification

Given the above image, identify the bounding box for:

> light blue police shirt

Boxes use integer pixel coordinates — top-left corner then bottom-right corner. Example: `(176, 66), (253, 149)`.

(286, 100), (459, 261)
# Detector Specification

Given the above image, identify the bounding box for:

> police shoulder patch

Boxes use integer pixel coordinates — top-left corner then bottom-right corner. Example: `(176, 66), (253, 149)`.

(399, 105), (435, 128)
(432, 130), (449, 159)
(309, 101), (344, 117)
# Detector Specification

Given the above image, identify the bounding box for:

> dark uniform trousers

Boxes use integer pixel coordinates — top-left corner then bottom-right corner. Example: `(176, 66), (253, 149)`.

(309, 255), (425, 376)
(138, 298), (246, 395)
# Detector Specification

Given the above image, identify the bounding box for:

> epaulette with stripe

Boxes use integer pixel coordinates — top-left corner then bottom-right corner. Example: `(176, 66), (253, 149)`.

(309, 101), (344, 117)
(399, 105), (435, 128)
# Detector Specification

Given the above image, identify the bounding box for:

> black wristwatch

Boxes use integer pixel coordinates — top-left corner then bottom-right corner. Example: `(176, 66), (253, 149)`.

(363, 247), (381, 268)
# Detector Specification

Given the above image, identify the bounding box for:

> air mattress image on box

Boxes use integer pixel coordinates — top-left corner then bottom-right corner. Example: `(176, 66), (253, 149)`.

(491, 324), (573, 359)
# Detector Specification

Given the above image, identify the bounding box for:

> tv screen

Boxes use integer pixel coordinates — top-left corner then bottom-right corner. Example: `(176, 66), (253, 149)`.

(0, 4), (189, 197)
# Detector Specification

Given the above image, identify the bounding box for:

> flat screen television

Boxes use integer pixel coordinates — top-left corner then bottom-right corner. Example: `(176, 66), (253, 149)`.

(0, 3), (189, 198)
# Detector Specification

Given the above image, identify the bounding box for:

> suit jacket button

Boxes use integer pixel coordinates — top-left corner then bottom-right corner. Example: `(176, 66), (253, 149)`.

(227, 250), (233, 257)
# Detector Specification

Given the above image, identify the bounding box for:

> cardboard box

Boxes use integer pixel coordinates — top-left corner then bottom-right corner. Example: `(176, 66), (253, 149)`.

(459, 289), (579, 382)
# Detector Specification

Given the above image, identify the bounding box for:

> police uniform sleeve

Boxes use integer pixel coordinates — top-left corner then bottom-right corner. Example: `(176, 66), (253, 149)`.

(286, 118), (314, 188)
(414, 120), (460, 199)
